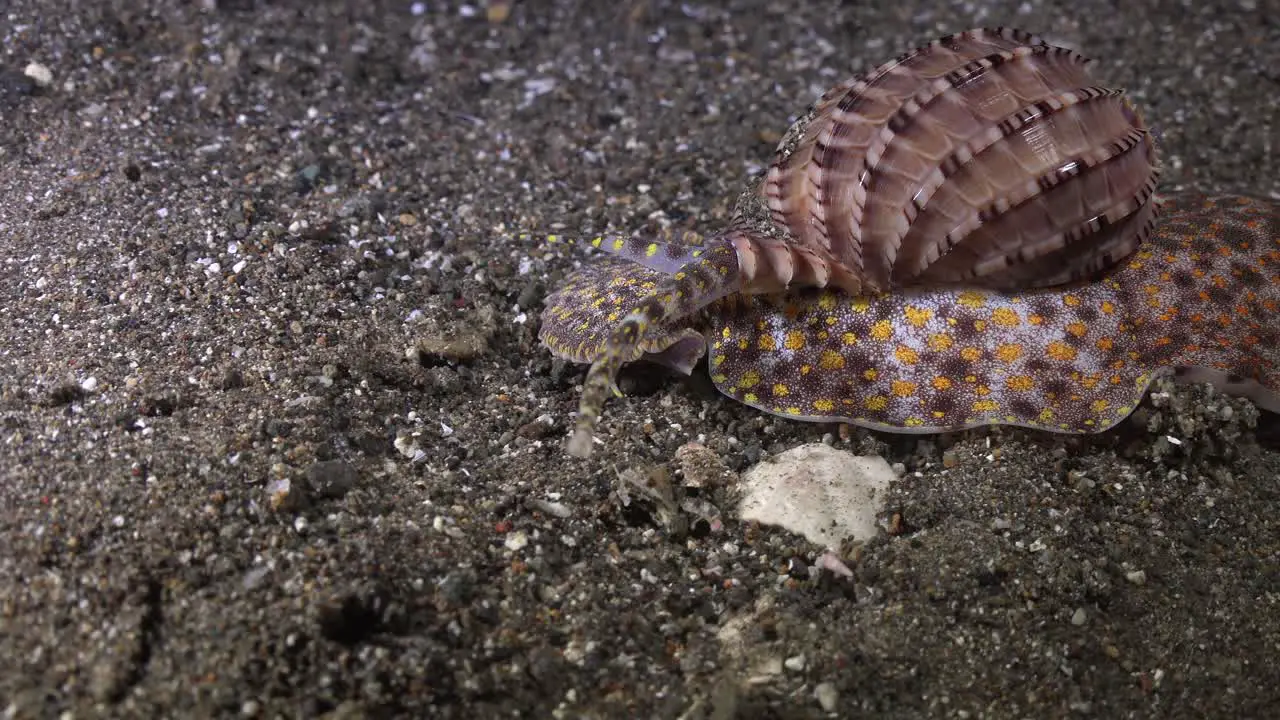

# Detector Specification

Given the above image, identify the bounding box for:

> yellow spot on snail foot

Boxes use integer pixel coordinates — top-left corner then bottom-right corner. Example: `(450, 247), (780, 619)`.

(995, 343), (1023, 363)
(818, 350), (845, 370)
(1046, 341), (1078, 362)
(890, 380), (917, 398)
(904, 305), (933, 327)
(1006, 375), (1035, 392)
(991, 307), (1021, 327)
(928, 333), (953, 351)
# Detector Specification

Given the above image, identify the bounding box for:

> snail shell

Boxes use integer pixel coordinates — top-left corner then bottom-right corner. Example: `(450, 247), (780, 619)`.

(760, 27), (1160, 294)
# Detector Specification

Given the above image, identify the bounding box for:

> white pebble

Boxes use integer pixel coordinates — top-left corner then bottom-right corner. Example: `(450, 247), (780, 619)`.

(23, 62), (53, 87)
(814, 682), (839, 712)
(504, 530), (529, 551)
(393, 432), (420, 459)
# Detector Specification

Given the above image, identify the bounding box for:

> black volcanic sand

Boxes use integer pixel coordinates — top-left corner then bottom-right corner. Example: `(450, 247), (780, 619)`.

(2, 1), (1278, 717)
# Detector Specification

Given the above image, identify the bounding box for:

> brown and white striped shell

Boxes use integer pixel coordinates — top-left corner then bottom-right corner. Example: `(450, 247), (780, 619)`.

(758, 27), (1160, 294)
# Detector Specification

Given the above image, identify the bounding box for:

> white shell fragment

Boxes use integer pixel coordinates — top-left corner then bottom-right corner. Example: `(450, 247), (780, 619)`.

(738, 444), (895, 547)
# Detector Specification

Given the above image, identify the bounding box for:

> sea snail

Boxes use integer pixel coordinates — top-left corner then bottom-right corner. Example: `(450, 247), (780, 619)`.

(536, 27), (1279, 458)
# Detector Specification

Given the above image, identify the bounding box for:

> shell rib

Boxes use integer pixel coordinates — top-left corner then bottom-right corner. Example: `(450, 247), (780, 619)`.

(761, 27), (1159, 294)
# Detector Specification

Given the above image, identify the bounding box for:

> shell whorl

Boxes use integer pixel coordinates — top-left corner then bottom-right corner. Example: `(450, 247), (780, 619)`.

(760, 27), (1160, 294)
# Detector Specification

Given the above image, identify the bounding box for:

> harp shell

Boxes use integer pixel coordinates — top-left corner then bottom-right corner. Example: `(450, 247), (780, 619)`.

(761, 27), (1160, 294)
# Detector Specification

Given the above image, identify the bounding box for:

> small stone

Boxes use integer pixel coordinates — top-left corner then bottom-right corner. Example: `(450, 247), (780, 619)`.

(527, 498), (571, 518)
(295, 164), (322, 193)
(486, 1), (511, 23)
(411, 330), (490, 365)
(675, 442), (736, 488)
(394, 432), (420, 459)
(307, 460), (357, 499)
(23, 62), (53, 87)
(1071, 607), (1087, 626)
(516, 416), (556, 439)
(504, 530), (529, 551)
(220, 367), (245, 390)
(268, 477), (309, 512)
(747, 656), (784, 683)
(1125, 570), (1147, 585)
(814, 682), (839, 712)
(261, 418), (294, 438)
(816, 551), (854, 578)
(783, 654), (806, 672)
